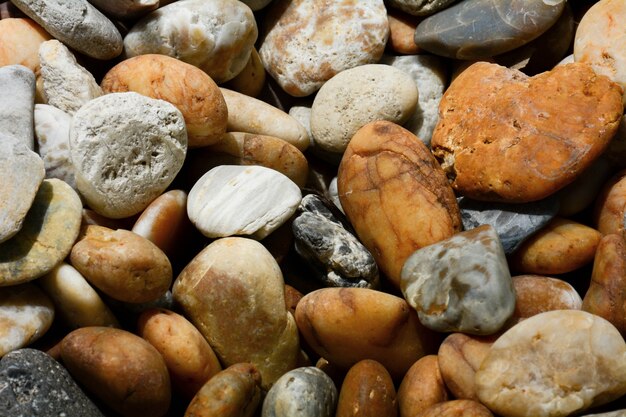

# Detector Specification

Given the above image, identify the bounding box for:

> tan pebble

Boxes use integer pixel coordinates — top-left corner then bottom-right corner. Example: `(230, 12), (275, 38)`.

(510, 217), (601, 274)
(224, 48), (266, 98)
(284, 284), (303, 316)
(397, 355), (448, 417)
(387, 9), (422, 55)
(137, 308), (222, 399)
(336, 359), (397, 417)
(0, 18), (50, 70)
(70, 225), (172, 304)
(594, 168), (626, 236)
(184, 363), (262, 417)
(417, 399), (494, 417)
(61, 327), (171, 417)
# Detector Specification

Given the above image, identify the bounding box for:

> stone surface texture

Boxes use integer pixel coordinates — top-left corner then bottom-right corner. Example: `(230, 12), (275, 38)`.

(34, 104), (75, 190)
(0, 64), (35, 148)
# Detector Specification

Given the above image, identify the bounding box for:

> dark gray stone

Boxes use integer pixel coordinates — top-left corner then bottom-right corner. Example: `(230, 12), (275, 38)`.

(458, 195), (559, 254)
(0, 348), (104, 417)
(414, 0), (566, 59)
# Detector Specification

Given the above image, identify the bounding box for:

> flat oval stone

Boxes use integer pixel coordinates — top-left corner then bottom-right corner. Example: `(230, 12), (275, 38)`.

(419, 400), (494, 417)
(11, 0), (123, 59)
(70, 92), (187, 218)
(34, 104), (75, 190)
(414, 0), (565, 59)
(387, 0), (457, 16)
(262, 367), (337, 417)
(0, 348), (104, 416)
(0, 18), (51, 71)
(594, 169), (626, 236)
(402, 225), (515, 335)
(0, 283), (54, 356)
(0, 64), (35, 149)
(431, 62), (623, 203)
(259, 0), (388, 97)
(476, 310), (626, 417)
(0, 179), (82, 286)
(336, 360), (397, 417)
(188, 165), (301, 240)
(397, 355), (448, 417)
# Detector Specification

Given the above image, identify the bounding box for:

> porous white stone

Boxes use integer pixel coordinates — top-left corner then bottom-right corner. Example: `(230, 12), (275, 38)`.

(0, 65), (35, 149)
(34, 104), (75, 190)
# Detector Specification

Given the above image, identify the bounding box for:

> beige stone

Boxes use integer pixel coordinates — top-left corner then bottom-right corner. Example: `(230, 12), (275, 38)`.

(0, 18), (51, 71)
(224, 48), (266, 98)
(397, 355), (448, 417)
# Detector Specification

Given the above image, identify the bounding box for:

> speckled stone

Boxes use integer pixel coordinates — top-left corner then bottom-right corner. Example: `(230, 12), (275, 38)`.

(401, 225), (515, 335)
(262, 367), (337, 417)
(414, 0), (566, 59)
(458, 196), (559, 254)
(0, 348), (104, 417)
(292, 194), (379, 288)
(0, 65), (35, 148)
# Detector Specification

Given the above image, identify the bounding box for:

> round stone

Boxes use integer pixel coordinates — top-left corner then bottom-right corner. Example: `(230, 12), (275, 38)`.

(335, 360), (396, 417)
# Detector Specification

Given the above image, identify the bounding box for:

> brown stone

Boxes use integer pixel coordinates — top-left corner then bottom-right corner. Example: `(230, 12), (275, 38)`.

(397, 355), (448, 417)
(417, 400), (494, 417)
(337, 120), (461, 287)
(431, 62), (623, 203)
(0, 18), (50, 70)
(387, 9), (422, 55)
(284, 284), (303, 316)
(594, 169), (626, 236)
(336, 359), (397, 417)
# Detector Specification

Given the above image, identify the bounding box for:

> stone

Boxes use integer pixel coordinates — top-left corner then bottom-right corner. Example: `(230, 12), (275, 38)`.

(221, 87), (310, 151)
(0, 65), (35, 148)
(288, 105), (313, 147)
(310, 64), (418, 155)
(0, 348), (105, 417)
(262, 367), (337, 417)
(338, 121), (461, 287)
(328, 177), (343, 213)
(595, 169), (626, 237)
(294, 287), (438, 379)
(187, 165), (301, 240)
(604, 116), (626, 169)
(335, 360), (397, 417)
(70, 225), (173, 304)
(38, 262), (119, 329)
(184, 363), (262, 417)
(510, 217), (602, 275)
(0, 18), (51, 71)
(418, 400), (494, 417)
(38, 40), (102, 115)
(224, 47), (266, 98)
(259, 0), (388, 98)
(239, 0), (272, 11)
(387, 9), (422, 54)
(101, 54), (228, 148)
(70, 92), (187, 218)
(34, 104), (75, 190)
(582, 413), (626, 417)
(458, 195), (560, 254)
(556, 156), (612, 217)
(0, 284), (53, 357)
(124, 0), (257, 83)
(61, 327), (171, 417)
(414, 0), (565, 59)
(397, 355), (448, 417)
(387, 0), (457, 16)
(173, 237), (300, 389)
(0, 134), (44, 244)
(0, 179), (82, 286)
(401, 225), (516, 335)
(476, 310), (626, 417)
(10, 0), (123, 59)
(86, 0), (158, 20)
(431, 62), (623, 203)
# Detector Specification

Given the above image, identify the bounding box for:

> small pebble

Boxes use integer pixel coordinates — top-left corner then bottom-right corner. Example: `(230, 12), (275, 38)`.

(386, 9), (422, 55)
(0, 18), (51, 70)
(397, 355), (448, 417)
(0, 64), (35, 148)
(335, 359), (397, 417)
(34, 103), (75, 189)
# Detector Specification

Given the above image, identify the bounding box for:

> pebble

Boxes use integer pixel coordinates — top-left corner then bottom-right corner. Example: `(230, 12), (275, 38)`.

(418, 400), (494, 417)
(414, 0), (566, 59)
(70, 92), (187, 218)
(187, 165), (301, 240)
(223, 47), (266, 98)
(11, 0), (123, 60)
(0, 18), (51, 71)
(335, 359), (397, 417)
(259, 0), (388, 97)
(476, 310), (626, 417)
(0, 179), (82, 286)
(87, 0), (158, 20)
(34, 104), (75, 189)
(262, 367), (337, 417)
(386, 9), (422, 55)
(595, 168), (626, 236)
(0, 64), (35, 148)
(124, 0), (257, 83)
(397, 355), (448, 417)
(387, 0), (457, 16)
(0, 283), (54, 356)
(0, 348), (104, 417)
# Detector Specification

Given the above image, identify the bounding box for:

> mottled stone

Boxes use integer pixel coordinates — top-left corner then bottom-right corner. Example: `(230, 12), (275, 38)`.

(0, 65), (35, 148)
(414, 0), (565, 59)
(418, 400), (494, 417)
(0, 18), (51, 71)
(0, 348), (104, 417)
(0, 179), (81, 286)
(34, 104), (75, 190)
(402, 225), (515, 334)
(476, 310), (626, 417)
(458, 195), (559, 254)
(262, 367), (337, 417)
(336, 360), (397, 417)
(86, 0), (158, 20)
(397, 355), (448, 417)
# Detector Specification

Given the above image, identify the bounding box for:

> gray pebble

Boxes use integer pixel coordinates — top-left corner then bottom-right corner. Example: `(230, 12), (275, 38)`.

(0, 65), (35, 149)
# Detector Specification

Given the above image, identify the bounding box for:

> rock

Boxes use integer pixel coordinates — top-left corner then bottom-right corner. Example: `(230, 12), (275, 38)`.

(458, 195), (560, 254)
(431, 62), (623, 203)
(603, 116), (626, 169)
(39, 40), (102, 115)
(414, 0), (566, 59)
(239, 0), (272, 11)
(401, 225), (516, 335)
(70, 225), (173, 304)
(187, 165), (301, 240)
(397, 355), (448, 417)
(338, 121), (461, 287)
(61, 327), (171, 417)
(418, 400), (494, 417)
(310, 64), (418, 155)
(101, 54), (227, 148)
(224, 47), (266, 98)
(34, 104), (75, 189)
(10, 0), (123, 59)
(387, 0), (457, 16)
(262, 367), (337, 417)
(70, 92), (187, 218)
(0, 65), (35, 148)
(86, 0), (158, 20)
(0, 284), (54, 357)
(259, 0), (388, 98)
(124, 0), (257, 83)
(476, 310), (626, 417)
(335, 360), (397, 417)
(594, 169), (626, 236)
(0, 18), (51, 71)
(387, 9), (422, 54)
(173, 237), (300, 389)
(327, 177), (343, 213)
(0, 134), (44, 244)
(0, 348), (104, 417)
(0, 179), (82, 286)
